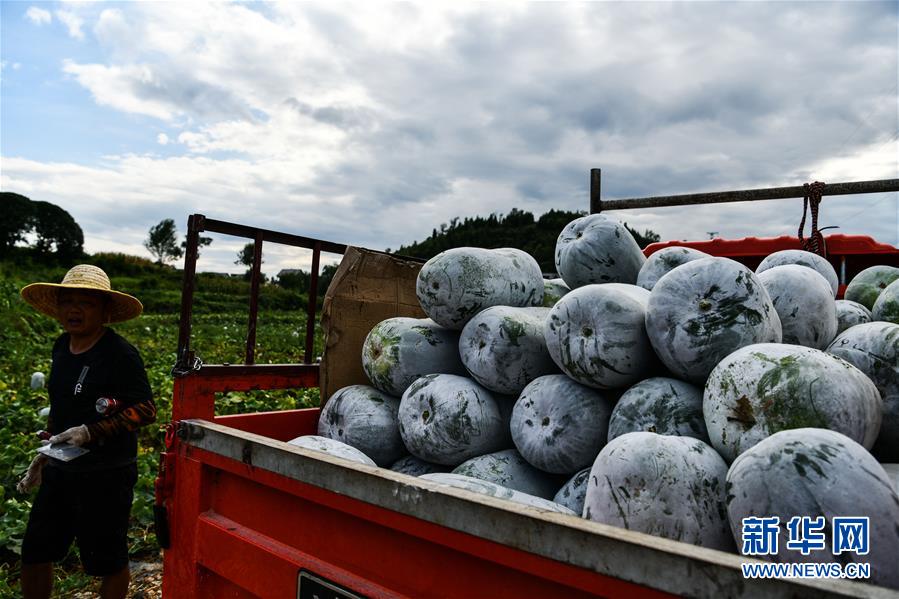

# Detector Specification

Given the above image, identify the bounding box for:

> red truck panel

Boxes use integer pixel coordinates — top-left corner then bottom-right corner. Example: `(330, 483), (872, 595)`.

(159, 234), (898, 598)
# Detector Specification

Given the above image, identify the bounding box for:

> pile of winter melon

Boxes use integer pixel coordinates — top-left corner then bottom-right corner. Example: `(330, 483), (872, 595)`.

(289, 215), (899, 588)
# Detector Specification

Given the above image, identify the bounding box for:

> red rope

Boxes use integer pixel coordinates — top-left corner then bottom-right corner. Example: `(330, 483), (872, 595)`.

(798, 181), (826, 256)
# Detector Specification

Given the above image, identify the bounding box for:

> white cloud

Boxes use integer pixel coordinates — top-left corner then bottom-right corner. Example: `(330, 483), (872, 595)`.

(3, 1), (898, 273)
(25, 6), (52, 26)
(56, 9), (85, 39)
(62, 60), (178, 120)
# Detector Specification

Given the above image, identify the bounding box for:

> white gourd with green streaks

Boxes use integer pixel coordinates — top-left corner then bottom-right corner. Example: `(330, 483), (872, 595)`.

(726, 428), (899, 590)
(582, 432), (733, 550)
(511, 374), (614, 474)
(362, 317), (465, 397)
(420, 472), (576, 515)
(317, 385), (404, 466)
(827, 322), (899, 462)
(544, 283), (656, 389)
(637, 246), (710, 291)
(398, 374), (507, 466)
(756, 249), (839, 297)
(542, 278), (570, 307)
(757, 265), (837, 349)
(416, 247), (544, 330)
(607, 377), (709, 443)
(389, 455), (448, 476)
(555, 214), (646, 289)
(645, 257), (782, 384)
(834, 300), (872, 335)
(451, 448), (559, 499)
(553, 467), (590, 516)
(286, 435), (376, 466)
(845, 265), (899, 310)
(459, 306), (558, 395)
(703, 343), (882, 463)
(872, 279), (899, 324)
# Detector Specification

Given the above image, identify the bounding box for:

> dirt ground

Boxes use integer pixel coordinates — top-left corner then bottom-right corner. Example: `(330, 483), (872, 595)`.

(69, 553), (163, 599)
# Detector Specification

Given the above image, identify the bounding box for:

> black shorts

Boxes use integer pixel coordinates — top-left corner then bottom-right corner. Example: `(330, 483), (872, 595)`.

(22, 462), (138, 576)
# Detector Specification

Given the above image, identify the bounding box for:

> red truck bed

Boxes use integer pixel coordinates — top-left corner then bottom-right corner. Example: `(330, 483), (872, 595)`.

(162, 407), (888, 598)
(158, 179), (899, 598)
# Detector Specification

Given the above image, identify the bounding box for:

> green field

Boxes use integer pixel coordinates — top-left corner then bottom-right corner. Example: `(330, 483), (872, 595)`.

(0, 254), (322, 595)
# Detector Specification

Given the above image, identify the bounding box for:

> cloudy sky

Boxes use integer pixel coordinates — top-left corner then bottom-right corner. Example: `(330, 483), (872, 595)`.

(2, 1), (897, 276)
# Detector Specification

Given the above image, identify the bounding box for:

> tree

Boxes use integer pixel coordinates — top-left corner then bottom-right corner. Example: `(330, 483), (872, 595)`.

(317, 263), (338, 296)
(0, 192), (35, 255)
(624, 223), (661, 248)
(182, 235), (213, 259)
(276, 263), (338, 296)
(394, 208), (661, 272)
(236, 242), (267, 282)
(31, 201), (84, 259)
(1, 193), (84, 259)
(235, 242), (260, 267)
(145, 219), (183, 265)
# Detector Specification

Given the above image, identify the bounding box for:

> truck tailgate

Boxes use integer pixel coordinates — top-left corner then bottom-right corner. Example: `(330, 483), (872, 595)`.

(162, 418), (891, 598)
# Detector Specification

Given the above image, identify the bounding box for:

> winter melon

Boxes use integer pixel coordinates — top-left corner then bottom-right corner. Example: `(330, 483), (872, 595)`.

(545, 283), (656, 389)
(286, 435), (377, 466)
(452, 448), (559, 499)
(555, 214), (645, 289)
(844, 265), (899, 310)
(416, 247), (544, 329)
(362, 317), (465, 396)
(459, 306), (557, 395)
(827, 322), (899, 462)
(420, 472), (576, 515)
(398, 374), (507, 466)
(637, 246), (710, 291)
(872, 279), (899, 324)
(607, 377), (709, 443)
(727, 428), (899, 589)
(704, 343), (882, 462)
(318, 385), (404, 466)
(835, 300), (872, 335)
(511, 374), (614, 474)
(645, 257), (781, 384)
(757, 265), (837, 349)
(756, 249), (839, 297)
(583, 432), (733, 550)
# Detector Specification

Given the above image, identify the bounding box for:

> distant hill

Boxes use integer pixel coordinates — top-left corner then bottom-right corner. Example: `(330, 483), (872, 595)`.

(391, 208), (659, 272)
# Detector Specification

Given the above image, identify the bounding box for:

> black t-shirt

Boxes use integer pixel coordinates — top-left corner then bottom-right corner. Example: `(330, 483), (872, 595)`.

(48, 328), (153, 472)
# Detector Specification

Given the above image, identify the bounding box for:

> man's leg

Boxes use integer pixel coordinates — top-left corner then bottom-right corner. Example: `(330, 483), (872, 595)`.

(21, 466), (72, 599)
(20, 562), (53, 599)
(99, 565), (130, 599)
(78, 464), (137, 598)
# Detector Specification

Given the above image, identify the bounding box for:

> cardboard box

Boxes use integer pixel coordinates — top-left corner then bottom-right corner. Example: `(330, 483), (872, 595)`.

(319, 247), (425, 402)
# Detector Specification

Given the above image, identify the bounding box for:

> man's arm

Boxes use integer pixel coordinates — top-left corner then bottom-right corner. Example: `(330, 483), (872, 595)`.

(86, 401), (157, 439)
(86, 343), (157, 441)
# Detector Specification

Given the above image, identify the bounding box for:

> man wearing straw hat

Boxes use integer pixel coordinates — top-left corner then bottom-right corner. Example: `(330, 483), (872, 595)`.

(17, 265), (157, 599)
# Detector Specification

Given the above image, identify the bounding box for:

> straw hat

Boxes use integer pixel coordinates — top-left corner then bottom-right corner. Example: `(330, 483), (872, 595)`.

(21, 264), (143, 323)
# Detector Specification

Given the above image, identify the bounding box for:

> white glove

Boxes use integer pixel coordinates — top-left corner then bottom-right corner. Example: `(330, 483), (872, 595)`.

(49, 424), (91, 447)
(17, 454), (48, 494)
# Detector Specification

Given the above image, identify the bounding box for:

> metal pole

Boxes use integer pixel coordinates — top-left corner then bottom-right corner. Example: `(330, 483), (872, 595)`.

(304, 242), (321, 365)
(175, 214), (202, 374)
(596, 178), (899, 212)
(245, 232), (264, 365)
(590, 168), (602, 214)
